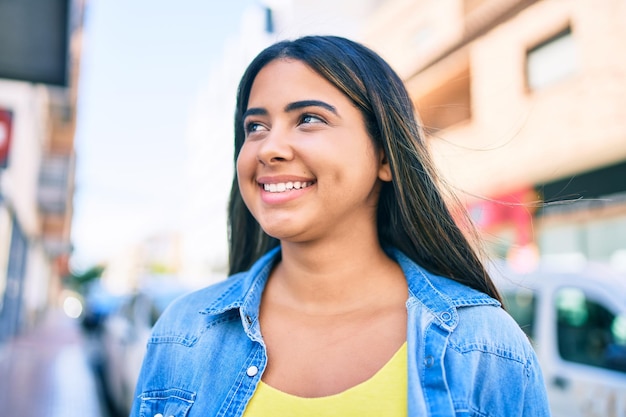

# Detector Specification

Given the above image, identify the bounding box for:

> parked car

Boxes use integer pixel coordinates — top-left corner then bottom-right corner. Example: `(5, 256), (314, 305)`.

(100, 279), (191, 416)
(80, 281), (127, 335)
(490, 261), (626, 416)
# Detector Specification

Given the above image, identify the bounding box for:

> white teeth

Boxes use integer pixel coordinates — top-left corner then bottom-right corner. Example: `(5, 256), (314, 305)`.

(263, 181), (312, 193)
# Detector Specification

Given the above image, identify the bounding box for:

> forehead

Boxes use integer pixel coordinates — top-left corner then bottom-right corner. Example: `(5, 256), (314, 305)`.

(247, 59), (347, 107)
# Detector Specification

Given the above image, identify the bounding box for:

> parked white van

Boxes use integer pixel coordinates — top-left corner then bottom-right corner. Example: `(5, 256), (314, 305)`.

(490, 261), (626, 417)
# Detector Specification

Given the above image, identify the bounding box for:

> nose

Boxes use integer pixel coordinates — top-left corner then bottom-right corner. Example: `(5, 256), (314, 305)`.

(256, 128), (294, 165)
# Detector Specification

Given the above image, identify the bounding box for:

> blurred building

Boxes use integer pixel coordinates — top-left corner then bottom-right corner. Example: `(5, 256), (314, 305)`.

(180, 0), (383, 286)
(365, 0), (626, 270)
(0, 0), (84, 341)
(99, 231), (183, 294)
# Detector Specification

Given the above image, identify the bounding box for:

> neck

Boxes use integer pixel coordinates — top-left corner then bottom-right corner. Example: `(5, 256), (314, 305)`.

(268, 235), (405, 315)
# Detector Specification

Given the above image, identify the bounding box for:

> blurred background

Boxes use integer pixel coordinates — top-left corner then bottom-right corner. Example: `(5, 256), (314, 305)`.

(0, 0), (625, 416)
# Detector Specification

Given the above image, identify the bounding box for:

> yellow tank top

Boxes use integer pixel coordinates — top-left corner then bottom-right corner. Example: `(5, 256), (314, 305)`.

(242, 342), (407, 417)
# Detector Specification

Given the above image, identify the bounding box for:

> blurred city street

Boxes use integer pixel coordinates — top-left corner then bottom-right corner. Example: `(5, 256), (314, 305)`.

(0, 309), (113, 417)
(1, 0), (626, 416)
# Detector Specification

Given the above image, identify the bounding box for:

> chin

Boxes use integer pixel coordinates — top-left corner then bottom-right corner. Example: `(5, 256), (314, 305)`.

(262, 228), (299, 242)
(261, 225), (311, 244)
(258, 216), (302, 238)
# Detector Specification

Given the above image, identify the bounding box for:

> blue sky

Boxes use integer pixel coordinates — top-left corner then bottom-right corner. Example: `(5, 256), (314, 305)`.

(72, 0), (252, 269)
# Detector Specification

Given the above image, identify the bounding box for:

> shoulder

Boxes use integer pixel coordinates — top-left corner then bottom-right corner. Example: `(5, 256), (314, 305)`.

(421, 267), (534, 361)
(451, 302), (534, 361)
(443, 303), (550, 415)
(391, 247), (535, 360)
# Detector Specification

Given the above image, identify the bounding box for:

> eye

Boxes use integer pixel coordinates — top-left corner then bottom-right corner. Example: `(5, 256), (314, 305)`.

(244, 121), (267, 135)
(299, 114), (326, 125)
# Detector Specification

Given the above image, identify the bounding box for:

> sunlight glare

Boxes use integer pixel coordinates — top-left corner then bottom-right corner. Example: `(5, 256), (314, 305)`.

(63, 295), (83, 319)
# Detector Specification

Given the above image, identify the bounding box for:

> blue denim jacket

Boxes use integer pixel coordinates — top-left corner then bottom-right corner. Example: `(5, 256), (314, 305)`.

(131, 247), (551, 417)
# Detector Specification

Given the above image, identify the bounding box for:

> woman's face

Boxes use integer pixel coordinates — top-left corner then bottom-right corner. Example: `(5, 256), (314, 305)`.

(237, 58), (391, 244)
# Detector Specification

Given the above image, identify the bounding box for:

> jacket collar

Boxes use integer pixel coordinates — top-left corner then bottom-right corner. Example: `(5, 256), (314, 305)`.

(203, 246), (500, 333)
(202, 247), (280, 342)
(389, 248), (500, 331)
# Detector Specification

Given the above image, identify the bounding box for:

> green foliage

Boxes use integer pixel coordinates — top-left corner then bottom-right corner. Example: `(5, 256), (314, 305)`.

(65, 265), (105, 293)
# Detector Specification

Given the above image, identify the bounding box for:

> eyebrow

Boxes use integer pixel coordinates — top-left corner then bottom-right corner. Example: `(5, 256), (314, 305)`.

(242, 100), (338, 120)
(285, 100), (337, 115)
(242, 107), (267, 120)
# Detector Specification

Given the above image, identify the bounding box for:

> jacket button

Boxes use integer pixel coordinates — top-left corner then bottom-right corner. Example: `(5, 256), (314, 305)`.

(246, 315), (253, 324)
(154, 414), (163, 417)
(440, 311), (452, 322)
(247, 365), (259, 377)
(424, 355), (435, 368)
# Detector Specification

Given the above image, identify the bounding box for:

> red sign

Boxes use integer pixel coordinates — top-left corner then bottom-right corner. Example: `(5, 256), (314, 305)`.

(0, 108), (13, 169)
(468, 188), (537, 246)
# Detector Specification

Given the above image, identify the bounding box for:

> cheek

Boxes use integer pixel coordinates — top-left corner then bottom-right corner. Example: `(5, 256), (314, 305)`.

(236, 146), (257, 202)
(236, 144), (254, 179)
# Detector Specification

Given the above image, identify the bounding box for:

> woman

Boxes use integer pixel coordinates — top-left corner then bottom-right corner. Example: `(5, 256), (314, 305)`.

(131, 36), (551, 417)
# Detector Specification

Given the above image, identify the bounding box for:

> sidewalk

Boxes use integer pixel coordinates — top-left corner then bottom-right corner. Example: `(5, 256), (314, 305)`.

(0, 309), (109, 417)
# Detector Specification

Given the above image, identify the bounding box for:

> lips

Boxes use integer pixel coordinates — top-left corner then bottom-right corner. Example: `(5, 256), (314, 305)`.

(262, 181), (314, 193)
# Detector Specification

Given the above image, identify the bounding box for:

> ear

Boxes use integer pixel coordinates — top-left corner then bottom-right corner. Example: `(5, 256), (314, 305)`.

(377, 151), (392, 182)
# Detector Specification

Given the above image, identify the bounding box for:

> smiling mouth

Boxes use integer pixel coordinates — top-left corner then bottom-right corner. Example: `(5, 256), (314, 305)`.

(262, 181), (315, 193)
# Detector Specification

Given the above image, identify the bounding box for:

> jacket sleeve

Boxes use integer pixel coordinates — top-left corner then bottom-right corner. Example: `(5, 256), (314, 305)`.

(442, 305), (553, 417)
(521, 351), (552, 417)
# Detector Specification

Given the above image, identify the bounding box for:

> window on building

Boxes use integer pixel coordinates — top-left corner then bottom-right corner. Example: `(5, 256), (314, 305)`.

(526, 27), (578, 91)
(415, 65), (472, 134)
(556, 287), (626, 372)
(536, 161), (626, 267)
(37, 155), (71, 214)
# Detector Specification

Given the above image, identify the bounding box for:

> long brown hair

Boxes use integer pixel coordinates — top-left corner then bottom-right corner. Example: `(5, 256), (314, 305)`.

(227, 35), (501, 302)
